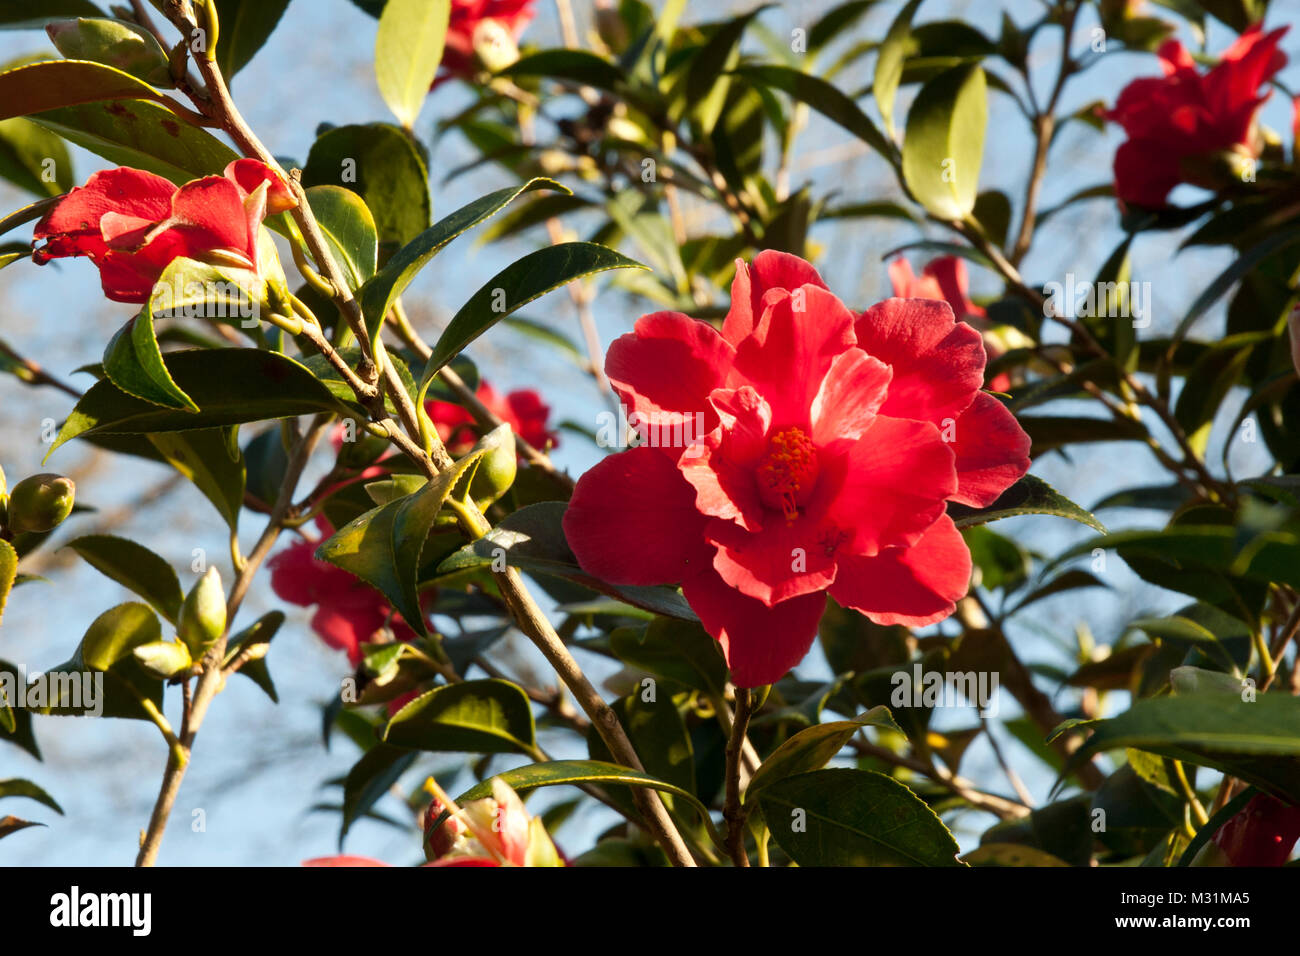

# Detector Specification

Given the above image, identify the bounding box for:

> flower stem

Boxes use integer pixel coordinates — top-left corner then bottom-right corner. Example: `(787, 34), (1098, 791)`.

(723, 685), (753, 867)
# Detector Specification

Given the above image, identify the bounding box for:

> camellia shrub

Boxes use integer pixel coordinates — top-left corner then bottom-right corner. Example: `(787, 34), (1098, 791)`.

(0, 0), (1298, 871)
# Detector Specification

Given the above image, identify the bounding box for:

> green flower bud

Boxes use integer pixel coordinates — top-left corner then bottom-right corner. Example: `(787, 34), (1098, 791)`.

(6, 473), (75, 534)
(133, 639), (194, 679)
(46, 18), (173, 87)
(469, 424), (517, 508)
(178, 566), (226, 657)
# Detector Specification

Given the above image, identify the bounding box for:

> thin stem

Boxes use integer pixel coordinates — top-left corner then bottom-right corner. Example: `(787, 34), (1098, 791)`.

(723, 686), (752, 867)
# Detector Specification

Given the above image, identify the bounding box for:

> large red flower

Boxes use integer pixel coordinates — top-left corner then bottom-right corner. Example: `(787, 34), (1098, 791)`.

(437, 0), (535, 81)
(268, 518), (421, 667)
(32, 159), (296, 303)
(1106, 24), (1288, 208)
(563, 252), (1030, 687)
(1209, 794), (1300, 866)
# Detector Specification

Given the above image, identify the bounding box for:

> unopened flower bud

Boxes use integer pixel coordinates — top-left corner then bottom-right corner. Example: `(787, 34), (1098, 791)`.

(178, 565), (226, 657)
(133, 639), (194, 678)
(6, 473), (75, 534)
(469, 424), (517, 508)
(46, 17), (172, 86)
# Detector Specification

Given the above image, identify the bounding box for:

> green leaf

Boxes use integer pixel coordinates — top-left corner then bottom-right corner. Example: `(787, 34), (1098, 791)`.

(375, 0), (450, 128)
(302, 122), (430, 253)
(684, 6), (772, 135)
(0, 815), (42, 840)
(732, 63), (892, 161)
(0, 0), (103, 28)
(64, 534), (183, 624)
(454, 758), (721, 842)
(0, 539), (15, 626)
(746, 707), (899, 803)
(808, 0), (883, 53)
(213, 0), (291, 82)
(77, 601), (162, 671)
(500, 49), (628, 93)
(223, 610), (282, 702)
(901, 63), (986, 220)
(759, 768), (963, 866)
(1018, 414), (1149, 457)
(358, 177), (565, 338)
(436, 501), (699, 621)
(148, 427), (245, 532)
(873, 0), (923, 139)
(382, 679), (537, 755)
(418, 242), (646, 389)
(29, 98), (238, 184)
(305, 185), (378, 291)
(48, 349), (354, 457)
(588, 692), (695, 794)
(948, 474), (1106, 533)
(0, 59), (166, 120)
(102, 312), (199, 412)
(1065, 695), (1300, 803)
(962, 843), (1070, 866)
(0, 778), (60, 814)
(0, 117), (73, 196)
(609, 618), (727, 696)
(316, 444), (488, 635)
(341, 743), (417, 839)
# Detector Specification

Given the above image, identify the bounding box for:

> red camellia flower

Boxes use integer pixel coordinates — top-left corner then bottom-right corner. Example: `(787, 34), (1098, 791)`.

(32, 159), (296, 303)
(563, 252), (1031, 687)
(1208, 794), (1300, 866)
(437, 0), (535, 81)
(1105, 24), (1288, 208)
(426, 380), (558, 454)
(268, 518), (422, 666)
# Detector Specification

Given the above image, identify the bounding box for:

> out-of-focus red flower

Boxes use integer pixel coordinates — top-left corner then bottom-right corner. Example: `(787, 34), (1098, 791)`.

(32, 159), (295, 303)
(563, 251), (1030, 687)
(268, 518), (421, 667)
(436, 0), (535, 82)
(888, 256), (1011, 392)
(426, 381), (558, 454)
(1208, 794), (1300, 866)
(1105, 24), (1288, 208)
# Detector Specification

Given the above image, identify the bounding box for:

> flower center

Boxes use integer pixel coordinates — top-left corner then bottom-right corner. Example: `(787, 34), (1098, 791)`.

(756, 426), (819, 520)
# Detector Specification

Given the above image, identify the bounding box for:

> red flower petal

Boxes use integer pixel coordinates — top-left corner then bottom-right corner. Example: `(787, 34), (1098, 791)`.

(606, 311), (735, 441)
(1112, 137), (1185, 208)
(810, 347), (891, 444)
(855, 297), (985, 424)
(825, 415), (956, 556)
(948, 392), (1031, 508)
(224, 158), (297, 214)
(683, 566), (825, 687)
(707, 509), (839, 605)
(734, 285), (856, 428)
(564, 445), (713, 585)
(679, 386), (771, 531)
(830, 515), (971, 627)
(303, 855), (392, 867)
(161, 174), (256, 261)
(722, 250), (830, 344)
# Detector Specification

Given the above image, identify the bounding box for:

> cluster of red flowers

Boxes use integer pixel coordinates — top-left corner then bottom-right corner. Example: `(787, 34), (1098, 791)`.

(564, 251), (1031, 687)
(1106, 24), (1289, 208)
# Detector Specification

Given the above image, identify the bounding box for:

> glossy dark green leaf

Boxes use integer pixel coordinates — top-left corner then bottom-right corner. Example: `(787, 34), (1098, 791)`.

(148, 427), (245, 532)
(499, 49), (628, 93)
(305, 185), (378, 291)
(746, 707), (899, 803)
(1018, 414), (1149, 457)
(213, 0), (291, 82)
(316, 443), (488, 635)
(759, 768), (963, 866)
(49, 349), (354, 456)
(732, 63), (892, 160)
(382, 679), (536, 755)
(0, 117), (73, 196)
(375, 0), (449, 128)
(0, 0), (102, 28)
(0, 59), (165, 120)
(102, 312), (198, 412)
(0, 777), (60, 814)
(418, 242), (646, 388)
(901, 64), (986, 220)
(948, 474), (1106, 533)
(358, 177), (565, 338)
(30, 98), (238, 184)
(64, 534), (183, 624)
(302, 123), (430, 253)
(223, 610), (282, 703)
(608, 619), (727, 696)
(341, 743), (417, 839)
(684, 5), (771, 135)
